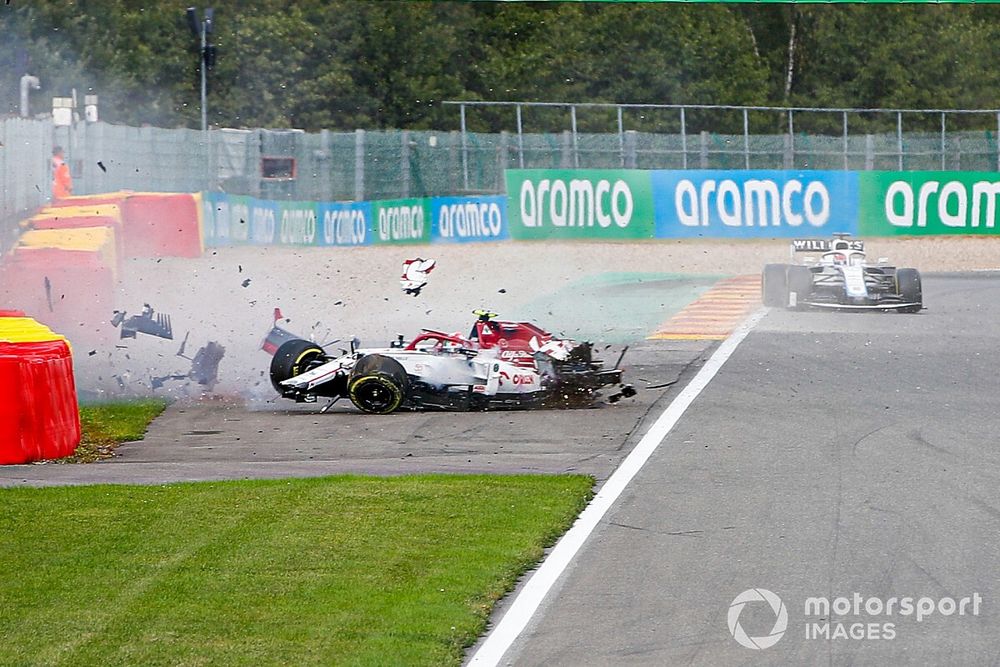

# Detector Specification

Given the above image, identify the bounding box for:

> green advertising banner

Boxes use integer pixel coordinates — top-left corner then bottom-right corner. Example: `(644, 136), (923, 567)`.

(505, 169), (655, 240)
(372, 198), (432, 244)
(859, 171), (1000, 236)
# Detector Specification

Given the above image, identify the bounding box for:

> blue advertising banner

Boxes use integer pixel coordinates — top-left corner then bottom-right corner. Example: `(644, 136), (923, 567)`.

(651, 170), (859, 238)
(431, 195), (509, 243)
(316, 201), (374, 246)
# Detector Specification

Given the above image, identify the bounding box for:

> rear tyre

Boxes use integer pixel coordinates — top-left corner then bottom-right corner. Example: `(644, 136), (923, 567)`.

(896, 268), (922, 313)
(786, 266), (813, 309)
(270, 339), (326, 393)
(762, 264), (789, 307)
(348, 354), (408, 414)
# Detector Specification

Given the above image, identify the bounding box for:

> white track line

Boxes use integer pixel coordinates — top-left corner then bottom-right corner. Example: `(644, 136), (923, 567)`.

(468, 307), (767, 667)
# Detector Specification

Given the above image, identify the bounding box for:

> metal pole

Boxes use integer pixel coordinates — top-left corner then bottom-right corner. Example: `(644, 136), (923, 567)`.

(743, 108), (750, 169)
(571, 105), (579, 168)
(680, 107), (687, 169)
(788, 110), (794, 167)
(997, 112), (1000, 172)
(617, 105), (625, 168)
(460, 103), (468, 191)
(940, 112), (946, 170)
(897, 111), (903, 170)
(200, 21), (207, 133)
(516, 104), (524, 168)
(842, 111), (849, 170)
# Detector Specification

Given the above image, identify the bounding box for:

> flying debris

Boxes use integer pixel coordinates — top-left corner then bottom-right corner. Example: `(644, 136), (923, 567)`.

(43, 276), (53, 312)
(261, 307), (299, 355)
(111, 303), (174, 340)
(151, 333), (226, 391)
(400, 258), (436, 296)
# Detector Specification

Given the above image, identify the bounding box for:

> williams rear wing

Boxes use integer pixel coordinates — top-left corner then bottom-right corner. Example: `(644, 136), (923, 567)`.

(790, 238), (864, 261)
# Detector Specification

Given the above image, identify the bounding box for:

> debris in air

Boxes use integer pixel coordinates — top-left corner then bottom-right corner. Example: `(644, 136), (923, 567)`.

(400, 258), (435, 296)
(241, 278), (251, 288)
(261, 307), (299, 356)
(151, 332), (225, 391)
(97, 161), (107, 173)
(111, 303), (173, 340)
(43, 276), (53, 312)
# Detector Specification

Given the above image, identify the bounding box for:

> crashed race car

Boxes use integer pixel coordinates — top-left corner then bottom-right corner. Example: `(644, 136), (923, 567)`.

(762, 235), (923, 312)
(268, 310), (632, 413)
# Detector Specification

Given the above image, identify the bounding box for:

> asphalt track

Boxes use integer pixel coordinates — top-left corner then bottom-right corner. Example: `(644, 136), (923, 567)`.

(5, 271), (999, 666)
(482, 273), (1000, 665)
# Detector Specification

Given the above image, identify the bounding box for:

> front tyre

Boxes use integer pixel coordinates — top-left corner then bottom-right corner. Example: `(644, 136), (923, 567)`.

(762, 264), (789, 307)
(270, 339), (326, 393)
(786, 266), (813, 309)
(896, 268), (922, 313)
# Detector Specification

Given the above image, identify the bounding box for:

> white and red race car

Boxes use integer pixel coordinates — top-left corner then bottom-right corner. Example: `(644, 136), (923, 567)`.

(267, 310), (631, 413)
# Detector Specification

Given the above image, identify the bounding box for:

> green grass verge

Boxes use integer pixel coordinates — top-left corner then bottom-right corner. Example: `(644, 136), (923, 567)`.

(0, 474), (592, 666)
(68, 399), (169, 462)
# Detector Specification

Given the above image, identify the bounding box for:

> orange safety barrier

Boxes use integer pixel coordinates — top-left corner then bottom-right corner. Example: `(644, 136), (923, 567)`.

(121, 192), (203, 258)
(46, 191), (131, 208)
(0, 246), (117, 345)
(0, 312), (80, 464)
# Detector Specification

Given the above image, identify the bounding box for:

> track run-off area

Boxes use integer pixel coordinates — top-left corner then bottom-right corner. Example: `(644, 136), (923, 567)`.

(2, 239), (1000, 664)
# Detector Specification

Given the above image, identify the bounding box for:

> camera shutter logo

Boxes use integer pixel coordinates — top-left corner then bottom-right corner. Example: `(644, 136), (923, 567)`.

(728, 588), (788, 650)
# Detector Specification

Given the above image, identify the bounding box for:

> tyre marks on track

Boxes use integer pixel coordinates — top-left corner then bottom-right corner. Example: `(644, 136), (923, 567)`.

(647, 275), (760, 340)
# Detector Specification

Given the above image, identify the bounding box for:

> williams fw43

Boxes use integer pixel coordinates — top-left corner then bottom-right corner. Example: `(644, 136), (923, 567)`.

(268, 310), (633, 414)
(762, 235), (923, 312)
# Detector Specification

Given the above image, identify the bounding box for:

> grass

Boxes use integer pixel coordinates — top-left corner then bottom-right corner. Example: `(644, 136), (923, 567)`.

(68, 399), (168, 462)
(0, 474), (592, 666)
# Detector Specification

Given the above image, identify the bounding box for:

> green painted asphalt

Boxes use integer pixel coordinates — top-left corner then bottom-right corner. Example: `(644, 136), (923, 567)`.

(511, 272), (722, 344)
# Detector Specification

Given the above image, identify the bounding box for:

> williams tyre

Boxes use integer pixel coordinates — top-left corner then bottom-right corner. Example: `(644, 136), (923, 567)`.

(762, 263), (789, 307)
(348, 354), (409, 414)
(895, 267), (923, 313)
(786, 265), (813, 309)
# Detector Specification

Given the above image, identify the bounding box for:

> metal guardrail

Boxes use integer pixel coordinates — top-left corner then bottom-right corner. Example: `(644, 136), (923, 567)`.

(445, 101), (1000, 187)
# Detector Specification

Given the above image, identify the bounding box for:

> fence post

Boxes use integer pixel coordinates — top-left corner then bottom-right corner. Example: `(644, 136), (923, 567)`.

(842, 111), (849, 171)
(618, 105), (625, 168)
(499, 130), (509, 193)
(743, 108), (750, 169)
(787, 110), (795, 169)
(680, 107), (687, 169)
(460, 103), (469, 192)
(570, 105), (579, 168)
(783, 134), (792, 169)
(401, 130), (411, 198)
(354, 128), (365, 201)
(561, 130), (573, 168)
(624, 130), (637, 169)
(865, 134), (874, 170)
(516, 104), (525, 169)
(940, 112), (946, 170)
(897, 111), (903, 171)
(700, 130), (708, 169)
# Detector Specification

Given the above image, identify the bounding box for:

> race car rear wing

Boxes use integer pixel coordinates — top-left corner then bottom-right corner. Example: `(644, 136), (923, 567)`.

(790, 238), (865, 253)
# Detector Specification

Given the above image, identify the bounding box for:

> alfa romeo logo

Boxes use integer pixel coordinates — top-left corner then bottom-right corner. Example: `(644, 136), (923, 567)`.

(728, 588), (788, 650)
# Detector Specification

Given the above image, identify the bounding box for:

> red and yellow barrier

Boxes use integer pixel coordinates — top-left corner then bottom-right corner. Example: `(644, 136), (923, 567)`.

(0, 311), (80, 464)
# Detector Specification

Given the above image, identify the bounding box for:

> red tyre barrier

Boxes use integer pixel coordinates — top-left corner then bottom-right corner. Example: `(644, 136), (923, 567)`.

(121, 193), (203, 258)
(0, 313), (80, 464)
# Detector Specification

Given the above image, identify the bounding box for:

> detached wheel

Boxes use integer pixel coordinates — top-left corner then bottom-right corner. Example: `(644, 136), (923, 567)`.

(786, 266), (813, 309)
(270, 339), (326, 393)
(762, 264), (789, 307)
(348, 354), (408, 414)
(896, 268), (922, 313)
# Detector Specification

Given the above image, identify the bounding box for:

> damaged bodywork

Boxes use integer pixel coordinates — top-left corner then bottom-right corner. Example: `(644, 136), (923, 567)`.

(267, 310), (632, 414)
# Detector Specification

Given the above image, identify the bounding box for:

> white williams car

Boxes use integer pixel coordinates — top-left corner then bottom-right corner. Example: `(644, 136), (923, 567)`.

(762, 235), (923, 312)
